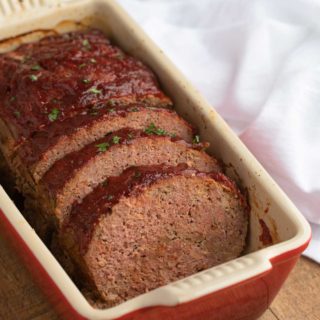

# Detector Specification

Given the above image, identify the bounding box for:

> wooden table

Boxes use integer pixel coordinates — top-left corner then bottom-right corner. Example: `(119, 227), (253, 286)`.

(0, 232), (319, 320)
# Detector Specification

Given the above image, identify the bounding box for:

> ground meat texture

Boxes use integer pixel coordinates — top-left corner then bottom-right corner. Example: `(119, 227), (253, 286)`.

(0, 27), (250, 309)
(62, 165), (248, 306)
(38, 129), (221, 226)
(10, 107), (193, 195)
(0, 29), (171, 142)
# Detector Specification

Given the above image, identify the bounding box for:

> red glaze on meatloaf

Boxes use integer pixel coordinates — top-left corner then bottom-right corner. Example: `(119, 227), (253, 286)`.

(38, 127), (220, 225)
(0, 29), (171, 142)
(13, 106), (194, 185)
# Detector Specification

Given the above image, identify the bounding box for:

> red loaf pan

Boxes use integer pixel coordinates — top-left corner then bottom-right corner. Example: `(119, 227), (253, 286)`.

(0, 0), (311, 319)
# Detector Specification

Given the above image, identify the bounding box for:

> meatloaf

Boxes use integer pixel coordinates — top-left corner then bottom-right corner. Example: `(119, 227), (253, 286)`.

(0, 28), (249, 308)
(11, 106), (194, 196)
(62, 164), (248, 306)
(0, 29), (171, 144)
(38, 127), (221, 226)
(0, 29), (172, 193)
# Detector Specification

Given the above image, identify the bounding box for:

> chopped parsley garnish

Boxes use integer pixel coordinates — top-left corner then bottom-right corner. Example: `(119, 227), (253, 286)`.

(88, 87), (102, 94)
(51, 98), (59, 104)
(82, 79), (90, 84)
(21, 56), (31, 63)
(115, 52), (125, 60)
(193, 135), (200, 144)
(48, 108), (60, 122)
(134, 171), (141, 178)
(107, 100), (116, 107)
(108, 108), (115, 113)
(106, 194), (114, 201)
(90, 58), (97, 64)
(79, 63), (86, 69)
(96, 142), (109, 152)
(145, 123), (169, 136)
(112, 136), (121, 144)
(29, 74), (38, 81)
(82, 39), (91, 49)
(14, 110), (21, 118)
(130, 107), (139, 112)
(31, 64), (41, 71)
(10, 96), (16, 102)
(127, 133), (134, 139)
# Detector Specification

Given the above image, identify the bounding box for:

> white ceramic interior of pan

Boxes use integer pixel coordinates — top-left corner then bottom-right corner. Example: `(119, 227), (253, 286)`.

(0, 0), (311, 319)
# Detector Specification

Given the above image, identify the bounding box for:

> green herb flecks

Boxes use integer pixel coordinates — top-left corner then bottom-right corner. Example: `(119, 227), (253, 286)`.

(79, 63), (87, 69)
(88, 87), (102, 95)
(193, 135), (200, 144)
(108, 108), (116, 113)
(134, 171), (141, 178)
(130, 107), (139, 112)
(115, 51), (125, 60)
(29, 74), (38, 82)
(82, 79), (90, 84)
(103, 194), (114, 201)
(96, 142), (110, 153)
(107, 100), (116, 107)
(31, 64), (41, 71)
(145, 123), (171, 136)
(102, 179), (108, 187)
(48, 108), (60, 122)
(10, 96), (16, 102)
(127, 133), (134, 140)
(82, 39), (91, 49)
(14, 110), (21, 118)
(112, 136), (121, 144)
(21, 56), (31, 63)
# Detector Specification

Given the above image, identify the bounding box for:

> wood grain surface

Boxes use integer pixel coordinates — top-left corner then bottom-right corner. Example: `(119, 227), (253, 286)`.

(0, 232), (318, 320)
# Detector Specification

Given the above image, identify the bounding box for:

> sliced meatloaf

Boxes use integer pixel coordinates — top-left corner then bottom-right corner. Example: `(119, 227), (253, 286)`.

(11, 106), (193, 196)
(0, 28), (172, 188)
(62, 164), (249, 306)
(0, 26), (250, 310)
(0, 29), (171, 145)
(38, 127), (221, 226)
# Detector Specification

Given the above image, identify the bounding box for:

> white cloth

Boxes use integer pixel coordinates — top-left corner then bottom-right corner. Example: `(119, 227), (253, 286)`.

(118, 0), (320, 262)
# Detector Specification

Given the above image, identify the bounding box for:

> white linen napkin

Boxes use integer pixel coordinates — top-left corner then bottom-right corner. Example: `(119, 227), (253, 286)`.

(118, 0), (320, 263)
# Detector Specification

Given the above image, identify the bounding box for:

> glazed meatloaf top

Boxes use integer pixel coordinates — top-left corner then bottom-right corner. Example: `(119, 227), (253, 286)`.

(0, 29), (171, 143)
(62, 164), (248, 305)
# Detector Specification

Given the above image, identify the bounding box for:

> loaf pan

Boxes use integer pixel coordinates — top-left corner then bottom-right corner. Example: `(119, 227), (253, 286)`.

(0, 0), (311, 319)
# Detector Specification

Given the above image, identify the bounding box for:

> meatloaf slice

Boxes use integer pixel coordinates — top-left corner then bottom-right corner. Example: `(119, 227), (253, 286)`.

(62, 164), (249, 306)
(0, 29), (171, 143)
(11, 107), (193, 196)
(39, 128), (221, 226)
